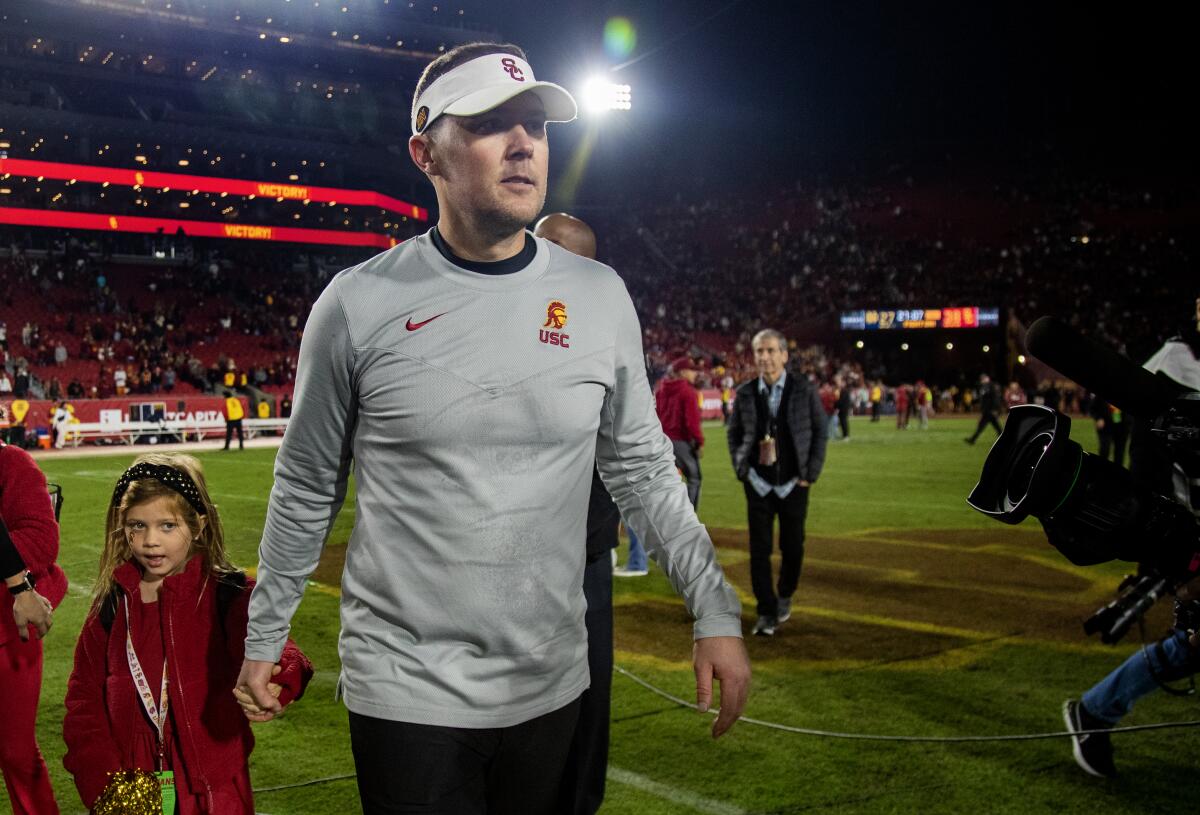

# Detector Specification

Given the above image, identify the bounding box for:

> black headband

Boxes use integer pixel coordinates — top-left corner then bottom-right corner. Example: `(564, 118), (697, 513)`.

(111, 463), (208, 517)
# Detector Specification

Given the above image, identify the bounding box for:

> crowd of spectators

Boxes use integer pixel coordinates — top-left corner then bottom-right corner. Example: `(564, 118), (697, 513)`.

(2, 168), (1195, 413)
(593, 166), (1196, 394)
(0, 234), (360, 401)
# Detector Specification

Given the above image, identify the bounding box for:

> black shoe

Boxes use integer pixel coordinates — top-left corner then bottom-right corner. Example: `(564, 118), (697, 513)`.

(752, 616), (777, 636)
(777, 597), (792, 624)
(964, 437), (976, 445)
(1062, 699), (1116, 778)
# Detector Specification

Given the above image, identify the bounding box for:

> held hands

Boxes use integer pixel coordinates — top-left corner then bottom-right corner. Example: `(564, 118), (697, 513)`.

(12, 589), (53, 640)
(234, 659), (286, 722)
(693, 636), (752, 739)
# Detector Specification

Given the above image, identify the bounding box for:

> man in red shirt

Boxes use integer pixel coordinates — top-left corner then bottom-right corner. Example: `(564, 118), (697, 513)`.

(655, 357), (705, 508)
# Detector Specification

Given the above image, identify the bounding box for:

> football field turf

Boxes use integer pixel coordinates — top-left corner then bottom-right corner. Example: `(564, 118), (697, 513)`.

(13, 415), (1198, 813)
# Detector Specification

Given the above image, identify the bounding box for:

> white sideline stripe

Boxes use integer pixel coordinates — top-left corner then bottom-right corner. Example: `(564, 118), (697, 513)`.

(607, 767), (746, 815)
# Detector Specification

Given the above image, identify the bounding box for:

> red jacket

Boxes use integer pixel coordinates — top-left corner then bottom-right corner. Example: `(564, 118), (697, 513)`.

(63, 557), (312, 812)
(655, 378), (704, 446)
(0, 442), (68, 646)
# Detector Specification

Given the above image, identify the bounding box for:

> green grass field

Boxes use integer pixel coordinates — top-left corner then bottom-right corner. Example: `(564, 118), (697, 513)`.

(10, 416), (1198, 814)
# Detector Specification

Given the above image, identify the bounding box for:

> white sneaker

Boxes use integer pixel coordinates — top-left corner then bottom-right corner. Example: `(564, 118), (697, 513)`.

(613, 567), (649, 577)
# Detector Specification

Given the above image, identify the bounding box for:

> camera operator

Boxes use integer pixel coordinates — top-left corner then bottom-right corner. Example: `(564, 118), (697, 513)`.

(1063, 296), (1200, 778)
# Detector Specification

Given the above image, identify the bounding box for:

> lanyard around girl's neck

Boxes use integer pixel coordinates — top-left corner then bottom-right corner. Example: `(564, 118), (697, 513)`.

(124, 594), (169, 771)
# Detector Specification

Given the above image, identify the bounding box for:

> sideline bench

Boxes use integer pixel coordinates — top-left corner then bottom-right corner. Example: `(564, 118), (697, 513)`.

(65, 417), (290, 446)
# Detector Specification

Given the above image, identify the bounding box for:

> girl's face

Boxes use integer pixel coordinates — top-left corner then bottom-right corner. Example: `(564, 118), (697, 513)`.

(124, 495), (198, 584)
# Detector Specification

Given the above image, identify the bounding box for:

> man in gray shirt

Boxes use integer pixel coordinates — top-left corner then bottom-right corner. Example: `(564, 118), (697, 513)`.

(236, 42), (750, 814)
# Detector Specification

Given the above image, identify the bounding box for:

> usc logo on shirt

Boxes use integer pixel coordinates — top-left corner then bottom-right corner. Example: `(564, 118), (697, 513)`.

(543, 301), (568, 329)
(539, 300), (570, 348)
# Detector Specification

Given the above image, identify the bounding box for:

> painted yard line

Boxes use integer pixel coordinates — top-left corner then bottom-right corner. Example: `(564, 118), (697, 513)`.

(607, 767), (748, 815)
(793, 603), (1001, 641)
(839, 533), (1117, 598)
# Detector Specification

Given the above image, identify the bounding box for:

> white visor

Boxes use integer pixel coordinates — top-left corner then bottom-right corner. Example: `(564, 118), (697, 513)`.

(411, 53), (577, 135)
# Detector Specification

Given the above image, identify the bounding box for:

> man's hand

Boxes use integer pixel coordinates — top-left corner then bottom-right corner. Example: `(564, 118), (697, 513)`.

(234, 658), (285, 722)
(12, 589), (53, 640)
(693, 636), (751, 739)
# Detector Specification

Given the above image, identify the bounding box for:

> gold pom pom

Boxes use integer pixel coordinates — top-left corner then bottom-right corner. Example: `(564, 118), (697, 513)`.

(92, 770), (162, 815)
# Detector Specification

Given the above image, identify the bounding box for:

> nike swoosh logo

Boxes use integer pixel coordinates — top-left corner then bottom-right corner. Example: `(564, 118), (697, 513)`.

(406, 313), (447, 331)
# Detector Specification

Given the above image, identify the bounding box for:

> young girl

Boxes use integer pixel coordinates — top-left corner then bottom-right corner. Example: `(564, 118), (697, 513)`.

(63, 453), (312, 814)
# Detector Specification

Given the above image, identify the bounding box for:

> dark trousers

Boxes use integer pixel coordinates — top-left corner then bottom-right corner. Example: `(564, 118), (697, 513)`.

(224, 418), (243, 449)
(671, 439), (702, 508)
(558, 554), (613, 815)
(837, 409), (851, 439)
(967, 411), (1002, 442)
(349, 698), (582, 815)
(745, 482), (810, 618)
(1098, 425), (1128, 468)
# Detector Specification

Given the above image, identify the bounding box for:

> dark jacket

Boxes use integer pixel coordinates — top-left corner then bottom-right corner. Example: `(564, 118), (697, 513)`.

(0, 442), (68, 647)
(727, 373), (827, 484)
(63, 557), (312, 811)
(978, 383), (1001, 415)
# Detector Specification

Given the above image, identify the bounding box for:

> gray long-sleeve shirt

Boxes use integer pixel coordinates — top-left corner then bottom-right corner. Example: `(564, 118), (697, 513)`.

(245, 230), (742, 728)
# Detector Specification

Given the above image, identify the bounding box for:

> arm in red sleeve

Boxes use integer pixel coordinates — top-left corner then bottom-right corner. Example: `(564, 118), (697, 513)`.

(63, 614), (123, 809)
(0, 446), (59, 573)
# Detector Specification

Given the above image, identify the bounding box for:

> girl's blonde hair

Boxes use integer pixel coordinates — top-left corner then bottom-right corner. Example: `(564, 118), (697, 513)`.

(91, 452), (237, 613)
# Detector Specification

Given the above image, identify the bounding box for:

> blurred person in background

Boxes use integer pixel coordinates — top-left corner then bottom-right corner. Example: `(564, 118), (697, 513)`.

(965, 374), (1002, 445)
(656, 356), (705, 508)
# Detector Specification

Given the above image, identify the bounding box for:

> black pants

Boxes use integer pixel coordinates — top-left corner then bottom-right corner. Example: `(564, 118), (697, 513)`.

(1098, 425), (1128, 468)
(672, 439), (702, 508)
(224, 418), (243, 449)
(838, 409), (851, 439)
(349, 699), (582, 815)
(558, 554), (613, 815)
(745, 482), (810, 618)
(967, 412), (1001, 442)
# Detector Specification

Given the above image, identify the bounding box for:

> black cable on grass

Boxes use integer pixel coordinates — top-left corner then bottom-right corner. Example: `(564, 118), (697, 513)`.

(254, 773), (357, 793)
(249, 663), (1198, 795)
(615, 666), (1200, 743)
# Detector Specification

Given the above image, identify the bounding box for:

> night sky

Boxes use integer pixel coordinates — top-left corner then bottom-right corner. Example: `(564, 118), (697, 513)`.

(471, 1), (1197, 201)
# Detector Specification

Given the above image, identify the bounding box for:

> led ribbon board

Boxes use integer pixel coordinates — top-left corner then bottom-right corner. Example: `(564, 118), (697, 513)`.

(0, 205), (398, 248)
(0, 158), (428, 221)
(840, 307), (1000, 330)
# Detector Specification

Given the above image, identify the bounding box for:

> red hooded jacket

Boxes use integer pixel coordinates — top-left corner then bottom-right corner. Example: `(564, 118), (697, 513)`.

(655, 378), (704, 446)
(63, 556), (312, 812)
(0, 442), (68, 646)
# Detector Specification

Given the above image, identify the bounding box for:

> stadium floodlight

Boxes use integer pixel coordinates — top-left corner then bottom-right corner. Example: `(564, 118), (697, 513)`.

(580, 77), (633, 113)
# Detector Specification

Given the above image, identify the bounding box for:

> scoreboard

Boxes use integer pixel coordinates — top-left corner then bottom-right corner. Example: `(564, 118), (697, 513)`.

(840, 307), (1000, 331)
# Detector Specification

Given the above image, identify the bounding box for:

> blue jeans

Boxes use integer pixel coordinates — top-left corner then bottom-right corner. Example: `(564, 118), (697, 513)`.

(1081, 629), (1195, 724)
(827, 413), (840, 440)
(625, 529), (647, 571)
